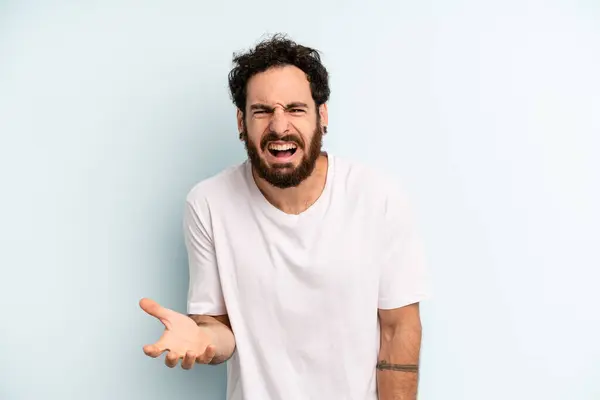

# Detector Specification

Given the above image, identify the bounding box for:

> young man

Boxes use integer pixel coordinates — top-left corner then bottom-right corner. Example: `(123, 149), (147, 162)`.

(140, 34), (431, 400)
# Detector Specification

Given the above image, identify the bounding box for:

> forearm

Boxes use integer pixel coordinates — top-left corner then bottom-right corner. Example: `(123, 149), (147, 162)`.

(189, 315), (236, 364)
(376, 323), (422, 400)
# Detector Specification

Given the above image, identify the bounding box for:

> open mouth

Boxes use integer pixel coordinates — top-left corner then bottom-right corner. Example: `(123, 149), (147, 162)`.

(267, 143), (298, 159)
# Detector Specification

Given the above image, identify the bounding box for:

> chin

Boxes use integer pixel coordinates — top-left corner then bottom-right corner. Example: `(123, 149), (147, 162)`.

(266, 160), (297, 170)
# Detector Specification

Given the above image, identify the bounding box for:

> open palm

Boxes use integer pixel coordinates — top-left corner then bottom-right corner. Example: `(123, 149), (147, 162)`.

(139, 298), (216, 368)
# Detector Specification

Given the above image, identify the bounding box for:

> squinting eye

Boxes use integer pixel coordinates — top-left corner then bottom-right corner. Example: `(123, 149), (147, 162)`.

(290, 109), (305, 114)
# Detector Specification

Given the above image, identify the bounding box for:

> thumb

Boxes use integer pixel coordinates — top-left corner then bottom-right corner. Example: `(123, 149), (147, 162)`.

(139, 298), (172, 321)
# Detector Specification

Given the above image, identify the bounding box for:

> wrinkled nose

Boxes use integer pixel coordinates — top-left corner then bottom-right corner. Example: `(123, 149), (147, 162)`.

(268, 107), (288, 135)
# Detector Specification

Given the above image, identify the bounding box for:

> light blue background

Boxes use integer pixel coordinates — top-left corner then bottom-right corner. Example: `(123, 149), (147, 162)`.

(1, 1), (599, 399)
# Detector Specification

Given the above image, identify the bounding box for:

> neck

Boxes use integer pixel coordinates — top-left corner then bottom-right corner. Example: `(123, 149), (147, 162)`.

(252, 154), (329, 215)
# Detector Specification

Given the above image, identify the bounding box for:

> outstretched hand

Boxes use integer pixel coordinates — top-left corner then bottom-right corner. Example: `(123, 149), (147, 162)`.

(139, 298), (217, 369)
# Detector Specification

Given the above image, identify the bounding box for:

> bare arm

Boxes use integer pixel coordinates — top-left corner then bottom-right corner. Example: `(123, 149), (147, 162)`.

(377, 303), (423, 400)
(188, 314), (236, 365)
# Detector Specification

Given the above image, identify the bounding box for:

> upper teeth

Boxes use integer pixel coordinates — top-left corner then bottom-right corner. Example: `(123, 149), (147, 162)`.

(268, 143), (297, 151)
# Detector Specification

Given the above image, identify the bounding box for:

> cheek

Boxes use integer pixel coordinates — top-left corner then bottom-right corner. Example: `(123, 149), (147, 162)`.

(246, 133), (262, 149)
(288, 118), (315, 136)
(246, 119), (269, 136)
(245, 128), (266, 150)
(299, 124), (318, 142)
(293, 116), (315, 130)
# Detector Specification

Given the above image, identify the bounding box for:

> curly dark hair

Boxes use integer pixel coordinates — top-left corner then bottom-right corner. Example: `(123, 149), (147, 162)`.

(228, 34), (330, 115)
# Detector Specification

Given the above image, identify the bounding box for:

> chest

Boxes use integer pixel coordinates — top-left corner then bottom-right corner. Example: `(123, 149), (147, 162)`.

(213, 208), (381, 315)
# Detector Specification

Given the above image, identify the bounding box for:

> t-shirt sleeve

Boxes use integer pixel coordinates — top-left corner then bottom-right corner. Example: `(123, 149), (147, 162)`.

(183, 198), (227, 316)
(378, 187), (432, 310)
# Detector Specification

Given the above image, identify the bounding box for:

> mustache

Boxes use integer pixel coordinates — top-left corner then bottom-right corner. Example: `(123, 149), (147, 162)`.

(260, 133), (304, 150)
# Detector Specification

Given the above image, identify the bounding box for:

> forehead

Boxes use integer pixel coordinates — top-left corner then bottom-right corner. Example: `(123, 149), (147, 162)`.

(246, 65), (313, 106)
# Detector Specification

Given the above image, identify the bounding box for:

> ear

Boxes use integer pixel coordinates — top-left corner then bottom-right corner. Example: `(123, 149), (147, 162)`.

(318, 103), (329, 133)
(236, 109), (245, 140)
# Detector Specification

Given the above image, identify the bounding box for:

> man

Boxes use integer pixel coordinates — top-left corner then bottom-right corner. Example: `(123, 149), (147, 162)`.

(140, 34), (431, 400)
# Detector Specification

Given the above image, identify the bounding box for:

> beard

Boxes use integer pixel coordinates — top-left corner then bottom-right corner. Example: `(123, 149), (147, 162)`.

(243, 122), (324, 189)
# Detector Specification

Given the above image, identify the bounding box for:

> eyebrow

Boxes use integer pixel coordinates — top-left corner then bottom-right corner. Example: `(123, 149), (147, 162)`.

(249, 102), (309, 111)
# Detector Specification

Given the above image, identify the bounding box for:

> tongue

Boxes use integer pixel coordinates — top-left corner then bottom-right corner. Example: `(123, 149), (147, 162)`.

(276, 150), (293, 158)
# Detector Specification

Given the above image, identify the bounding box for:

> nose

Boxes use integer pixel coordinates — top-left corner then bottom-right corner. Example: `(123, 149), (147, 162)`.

(268, 107), (288, 135)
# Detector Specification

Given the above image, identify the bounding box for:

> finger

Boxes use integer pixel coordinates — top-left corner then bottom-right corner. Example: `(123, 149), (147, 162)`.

(143, 344), (166, 358)
(196, 344), (216, 364)
(181, 351), (196, 370)
(165, 351), (180, 368)
(139, 298), (172, 321)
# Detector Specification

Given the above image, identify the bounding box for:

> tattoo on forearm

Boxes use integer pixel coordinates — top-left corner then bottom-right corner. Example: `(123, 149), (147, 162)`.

(376, 360), (419, 373)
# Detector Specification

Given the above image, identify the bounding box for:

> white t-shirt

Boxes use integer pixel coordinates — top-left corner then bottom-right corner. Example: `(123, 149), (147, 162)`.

(184, 154), (430, 400)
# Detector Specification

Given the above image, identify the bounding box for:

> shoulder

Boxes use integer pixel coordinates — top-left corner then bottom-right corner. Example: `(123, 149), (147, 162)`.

(185, 161), (249, 210)
(330, 155), (409, 203)
(331, 155), (419, 230)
